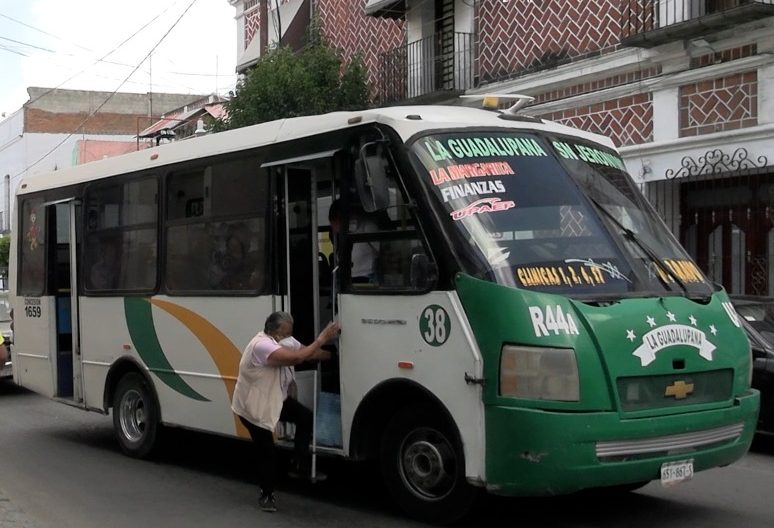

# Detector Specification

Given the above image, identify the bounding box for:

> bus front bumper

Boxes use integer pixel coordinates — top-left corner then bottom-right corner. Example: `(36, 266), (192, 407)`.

(483, 390), (759, 496)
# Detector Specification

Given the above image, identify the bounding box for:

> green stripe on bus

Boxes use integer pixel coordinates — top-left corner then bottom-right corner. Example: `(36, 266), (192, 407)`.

(124, 297), (209, 402)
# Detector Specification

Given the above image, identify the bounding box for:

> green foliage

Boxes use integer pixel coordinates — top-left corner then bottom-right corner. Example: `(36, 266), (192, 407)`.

(214, 31), (371, 131)
(0, 235), (9, 271)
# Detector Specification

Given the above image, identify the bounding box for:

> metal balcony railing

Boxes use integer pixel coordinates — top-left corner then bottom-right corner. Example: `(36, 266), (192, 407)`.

(379, 32), (474, 105)
(621, 0), (774, 47)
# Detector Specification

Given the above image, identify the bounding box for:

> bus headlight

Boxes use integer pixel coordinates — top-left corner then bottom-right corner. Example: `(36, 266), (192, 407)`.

(500, 345), (580, 401)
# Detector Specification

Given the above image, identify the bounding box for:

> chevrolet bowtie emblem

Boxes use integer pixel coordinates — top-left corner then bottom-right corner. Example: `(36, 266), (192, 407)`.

(665, 380), (694, 399)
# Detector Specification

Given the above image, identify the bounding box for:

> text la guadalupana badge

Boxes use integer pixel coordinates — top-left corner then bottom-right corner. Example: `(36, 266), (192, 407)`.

(626, 309), (730, 367)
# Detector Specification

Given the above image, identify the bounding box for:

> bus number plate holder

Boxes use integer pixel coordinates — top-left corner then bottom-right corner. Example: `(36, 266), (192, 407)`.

(660, 459), (693, 487)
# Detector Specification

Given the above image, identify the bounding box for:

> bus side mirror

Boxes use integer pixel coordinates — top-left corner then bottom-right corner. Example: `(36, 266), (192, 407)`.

(356, 141), (390, 212)
(410, 253), (437, 290)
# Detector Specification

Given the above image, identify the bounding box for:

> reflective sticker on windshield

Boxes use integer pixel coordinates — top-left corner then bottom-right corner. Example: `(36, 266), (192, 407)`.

(440, 179), (506, 202)
(553, 141), (627, 171)
(424, 136), (547, 162)
(450, 197), (516, 221)
(430, 162), (514, 186)
(626, 311), (717, 367)
(516, 260), (626, 288)
(649, 259), (706, 284)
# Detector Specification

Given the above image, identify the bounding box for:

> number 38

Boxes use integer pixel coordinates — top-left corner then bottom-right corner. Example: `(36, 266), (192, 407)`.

(421, 305), (450, 346)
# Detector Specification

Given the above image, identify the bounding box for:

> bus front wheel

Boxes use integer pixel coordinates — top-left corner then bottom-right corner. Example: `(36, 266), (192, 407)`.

(380, 404), (477, 524)
(112, 372), (160, 458)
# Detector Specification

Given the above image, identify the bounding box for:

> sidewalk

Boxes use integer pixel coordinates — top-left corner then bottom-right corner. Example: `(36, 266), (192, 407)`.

(0, 488), (38, 528)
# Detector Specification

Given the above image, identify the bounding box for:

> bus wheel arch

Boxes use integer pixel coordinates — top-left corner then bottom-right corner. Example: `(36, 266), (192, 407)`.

(349, 379), (453, 461)
(105, 359), (162, 458)
(349, 380), (477, 523)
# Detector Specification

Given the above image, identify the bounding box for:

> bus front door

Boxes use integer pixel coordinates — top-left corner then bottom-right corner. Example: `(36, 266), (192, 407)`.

(272, 157), (341, 480)
(46, 200), (83, 404)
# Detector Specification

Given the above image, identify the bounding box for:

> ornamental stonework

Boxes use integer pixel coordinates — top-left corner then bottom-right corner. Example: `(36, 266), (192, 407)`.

(315, 0), (404, 92)
(244, 7), (260, 49)
(539, 94), (654, 147)
(476, 0), (623, 84)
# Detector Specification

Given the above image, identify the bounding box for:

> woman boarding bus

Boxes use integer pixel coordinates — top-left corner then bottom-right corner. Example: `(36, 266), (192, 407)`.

(9, 102), (758, 523)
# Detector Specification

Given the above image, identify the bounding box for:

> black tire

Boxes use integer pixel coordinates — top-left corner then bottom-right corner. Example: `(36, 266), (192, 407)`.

(380, 403), (478, 524)
(112, 372), (160, 458)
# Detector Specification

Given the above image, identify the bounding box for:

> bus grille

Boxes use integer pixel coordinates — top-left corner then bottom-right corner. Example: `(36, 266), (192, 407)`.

(616, 370), (733, 412)
(596, 422), (745, 460)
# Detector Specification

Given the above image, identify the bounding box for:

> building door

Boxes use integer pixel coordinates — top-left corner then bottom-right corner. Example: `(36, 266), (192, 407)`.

(435, 0), (455, 91)
(681, 172), (773, 295)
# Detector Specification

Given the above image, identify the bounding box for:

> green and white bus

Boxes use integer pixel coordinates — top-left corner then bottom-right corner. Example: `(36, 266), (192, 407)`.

(10, 103), (758, 523)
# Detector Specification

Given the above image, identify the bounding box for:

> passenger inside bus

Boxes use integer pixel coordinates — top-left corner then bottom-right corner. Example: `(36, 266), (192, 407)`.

(328, 199), (380, 284)
(209, 224), (260, 290)
(88, 236), (120, 290)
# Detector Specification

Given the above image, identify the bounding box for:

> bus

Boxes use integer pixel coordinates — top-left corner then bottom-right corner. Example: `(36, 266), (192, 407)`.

(10, 103), (759, 523)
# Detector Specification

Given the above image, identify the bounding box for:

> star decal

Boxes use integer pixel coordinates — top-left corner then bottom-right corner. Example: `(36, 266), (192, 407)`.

(709, 324), (717, 336)
(646, 316), (656, 328)
(689, 315), (697, 326)
(666, 311), (676, 322)
(626, 329), (636, 342)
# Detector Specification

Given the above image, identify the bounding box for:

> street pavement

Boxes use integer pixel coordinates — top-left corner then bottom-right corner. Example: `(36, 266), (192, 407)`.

(0, 487), (38, 528)
(1, 379), (774, 527)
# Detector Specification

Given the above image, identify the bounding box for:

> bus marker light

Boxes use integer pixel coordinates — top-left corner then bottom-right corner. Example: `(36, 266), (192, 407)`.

(482, 96), (499, 109)
(398, 361), (414, 369)
(123, 344), (132, 350)
(150, 153), (159, 160)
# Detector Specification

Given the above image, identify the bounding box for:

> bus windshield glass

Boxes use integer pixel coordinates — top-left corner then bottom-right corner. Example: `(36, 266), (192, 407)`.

(409, 131), (713, 298)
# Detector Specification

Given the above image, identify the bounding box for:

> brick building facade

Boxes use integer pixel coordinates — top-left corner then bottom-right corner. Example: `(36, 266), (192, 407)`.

(230, 0), (774, 296)
(0, 88), (206, 231)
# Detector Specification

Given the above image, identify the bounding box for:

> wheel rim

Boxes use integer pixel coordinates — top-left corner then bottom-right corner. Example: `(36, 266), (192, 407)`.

(398, 426), (457, 501)
(119, 389), (147, 443)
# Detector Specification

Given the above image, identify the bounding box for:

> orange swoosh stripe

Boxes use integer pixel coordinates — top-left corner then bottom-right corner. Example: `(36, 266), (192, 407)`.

(149, 299), (249, 439)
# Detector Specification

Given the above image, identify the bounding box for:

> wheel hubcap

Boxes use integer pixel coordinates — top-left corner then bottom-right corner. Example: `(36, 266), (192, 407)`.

(119, 389), (146, 443)
(399, 427), (456, 500)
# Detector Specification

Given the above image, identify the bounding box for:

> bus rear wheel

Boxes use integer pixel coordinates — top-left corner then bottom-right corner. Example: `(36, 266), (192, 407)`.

(380, 404), (477, 524)
(112, 372), (160, 458)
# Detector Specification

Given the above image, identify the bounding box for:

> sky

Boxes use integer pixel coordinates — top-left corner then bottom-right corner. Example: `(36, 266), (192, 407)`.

(0, 0), (238, 117)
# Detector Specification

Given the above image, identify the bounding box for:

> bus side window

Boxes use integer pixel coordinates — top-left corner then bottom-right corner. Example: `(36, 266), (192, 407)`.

(83, 177), (158, 293)
(344, 156), (435, 292)
(164, 155), (269, 294)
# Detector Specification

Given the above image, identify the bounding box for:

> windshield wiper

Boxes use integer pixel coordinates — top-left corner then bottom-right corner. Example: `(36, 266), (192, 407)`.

(587, 196), (692, 298)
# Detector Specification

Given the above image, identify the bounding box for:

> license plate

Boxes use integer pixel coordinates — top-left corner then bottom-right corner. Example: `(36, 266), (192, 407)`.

(660, 459), (693, 486)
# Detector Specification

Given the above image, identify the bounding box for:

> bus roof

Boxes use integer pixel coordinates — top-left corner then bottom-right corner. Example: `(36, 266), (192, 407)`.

(17, 105), (615, 196)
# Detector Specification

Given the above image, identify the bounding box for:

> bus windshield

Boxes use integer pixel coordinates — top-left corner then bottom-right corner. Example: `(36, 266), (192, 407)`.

(409, 131), (713, 299)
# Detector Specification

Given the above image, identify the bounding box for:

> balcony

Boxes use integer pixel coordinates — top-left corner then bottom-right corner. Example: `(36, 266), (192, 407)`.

(379, 32), (474, 105)
(621, 0), (774, 48)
